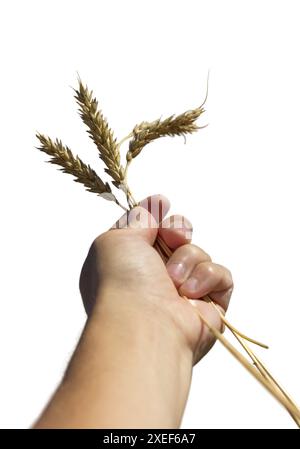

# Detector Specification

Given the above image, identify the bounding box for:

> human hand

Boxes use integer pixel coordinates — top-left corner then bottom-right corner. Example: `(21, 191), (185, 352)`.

(80, 194), (233, 364)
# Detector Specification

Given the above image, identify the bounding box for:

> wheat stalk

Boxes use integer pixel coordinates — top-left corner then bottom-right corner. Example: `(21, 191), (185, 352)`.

(127, 106), (206, 160)
(123, 88), (208, 206)
(36, 134), (126, 209)
(74, 79), (125, 187)
(122, 106), (207, 205)
(193, 305), (300, 423)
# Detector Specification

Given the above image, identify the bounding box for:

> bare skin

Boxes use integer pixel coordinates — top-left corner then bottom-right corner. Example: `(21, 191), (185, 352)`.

(34, 194), (233, 429)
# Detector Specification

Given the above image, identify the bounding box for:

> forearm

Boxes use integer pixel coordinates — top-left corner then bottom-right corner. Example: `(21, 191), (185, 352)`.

(34, 292), (193, 428)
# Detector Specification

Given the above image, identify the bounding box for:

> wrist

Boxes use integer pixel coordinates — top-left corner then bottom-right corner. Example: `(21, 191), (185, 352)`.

(86, 288), (194, 427)
(94, 286), (191, 354)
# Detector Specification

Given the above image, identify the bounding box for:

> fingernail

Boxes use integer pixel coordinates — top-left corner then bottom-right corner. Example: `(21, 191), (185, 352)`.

(167, 263), (186, 282)
(182, 276), (200, 293)
(138, 195), (171, 223)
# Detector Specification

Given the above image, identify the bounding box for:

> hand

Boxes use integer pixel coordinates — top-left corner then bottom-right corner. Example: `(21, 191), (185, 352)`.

(80, 194), (233, 364)
(34, 194), (234, 429)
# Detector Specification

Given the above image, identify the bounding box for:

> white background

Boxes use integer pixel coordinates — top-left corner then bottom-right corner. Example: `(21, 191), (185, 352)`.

(0, 0), (299, 429)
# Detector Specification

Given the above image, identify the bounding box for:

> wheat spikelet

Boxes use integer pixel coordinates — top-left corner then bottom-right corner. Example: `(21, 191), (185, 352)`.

(74, 79), (124, 186)
(127, 105), (206, 160)
(36, 133), (115, 200)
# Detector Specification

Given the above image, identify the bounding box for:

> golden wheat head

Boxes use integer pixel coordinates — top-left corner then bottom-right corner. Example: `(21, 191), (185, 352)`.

(127, 105), (206, 160)
(74, 79), (124, 186)
(36, 133), (116, 201)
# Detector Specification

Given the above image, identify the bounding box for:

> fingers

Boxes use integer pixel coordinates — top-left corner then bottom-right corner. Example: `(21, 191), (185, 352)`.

(111, 194), (170, 229)
(180, 262), (233, 311)
(167, 244), (233, 312)
(109, 194), (170, 245)
(138, 195), (194, 250)
(166, 244), (211, 286)
(110, 194), (194, 250)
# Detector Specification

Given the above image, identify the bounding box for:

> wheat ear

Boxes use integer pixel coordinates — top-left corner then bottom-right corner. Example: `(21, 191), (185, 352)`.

(126, 75), (209, 161)
(74, 79), (125, 187)
(127, 106), (206, 161)
(122, 106), (207, 206)
(122, 107), (208, 207)
(36, 134), (126, 210)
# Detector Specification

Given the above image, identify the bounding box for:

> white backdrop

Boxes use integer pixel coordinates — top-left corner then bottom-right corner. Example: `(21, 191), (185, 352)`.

(0, 0), (299, 429)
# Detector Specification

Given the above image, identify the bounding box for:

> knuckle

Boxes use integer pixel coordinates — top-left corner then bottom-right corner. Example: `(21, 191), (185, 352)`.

(218, 264), (234, 288)
(203, 262), (215, 276)
(194, 261), (215, 278)
(183, 243), (212, 262)
(93, 230), (113, 249)
(227, 269), (233, 285)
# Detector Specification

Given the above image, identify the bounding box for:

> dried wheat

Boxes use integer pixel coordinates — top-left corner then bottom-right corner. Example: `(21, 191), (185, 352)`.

(36, 134), (120, 205)
(74, 79), (124, 186)
(127, 105), (206, 160)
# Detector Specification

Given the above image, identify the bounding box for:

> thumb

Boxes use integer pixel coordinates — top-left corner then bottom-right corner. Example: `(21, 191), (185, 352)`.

(111, 194), (170, 246)
(111, 206), (157, 244)
(127, 206), (158, 245)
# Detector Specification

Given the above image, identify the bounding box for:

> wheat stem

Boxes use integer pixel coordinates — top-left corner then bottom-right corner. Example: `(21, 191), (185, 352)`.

(189, 301), (300, 423)
(124, 159), (131, 180)
(122, 159), (138, 209)
(208, 298), (300, 425)
(115, 199), (128, 212)
(116, 133), (133, 151)
(235, 333), (300, 426)
(205, 297), (269, 349)
(229, 326), (300, 426)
